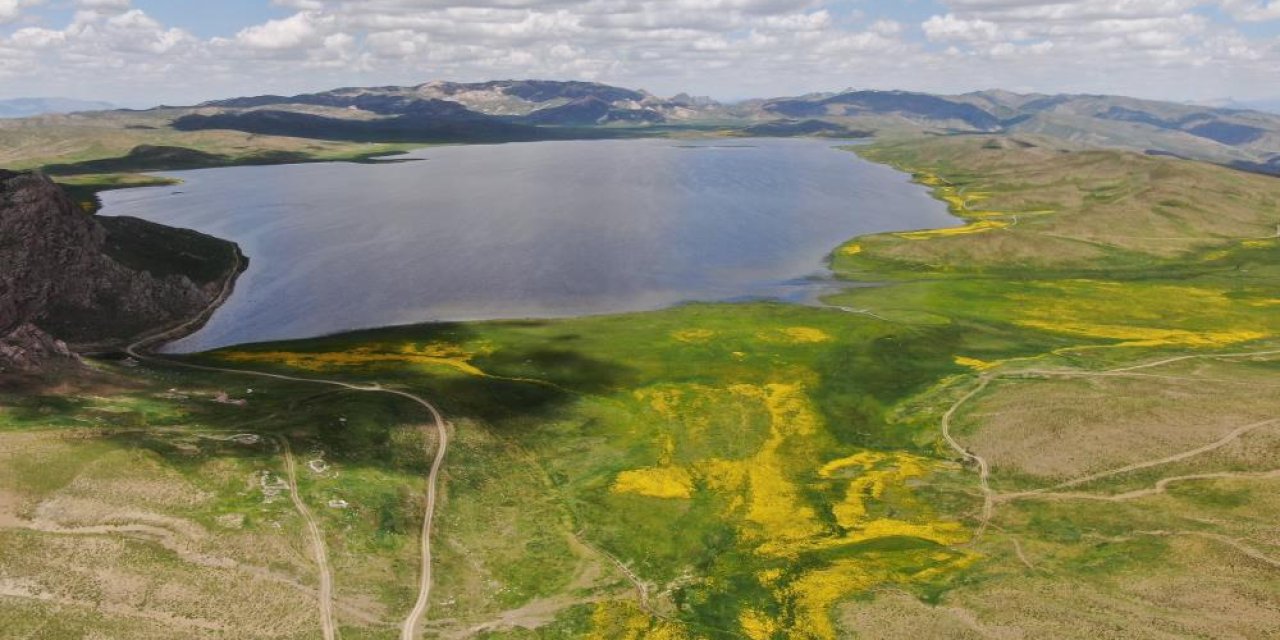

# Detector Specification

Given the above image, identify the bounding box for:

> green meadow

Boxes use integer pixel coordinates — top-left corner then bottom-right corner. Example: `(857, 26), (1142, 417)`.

(3, 136), (1279, 638)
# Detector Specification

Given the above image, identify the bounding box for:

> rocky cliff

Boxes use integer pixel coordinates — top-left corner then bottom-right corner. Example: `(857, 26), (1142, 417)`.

(0, 170), (243, 373)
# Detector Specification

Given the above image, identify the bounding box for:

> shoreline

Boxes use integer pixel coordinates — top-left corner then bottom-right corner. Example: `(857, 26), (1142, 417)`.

(88, 137), (959, 355)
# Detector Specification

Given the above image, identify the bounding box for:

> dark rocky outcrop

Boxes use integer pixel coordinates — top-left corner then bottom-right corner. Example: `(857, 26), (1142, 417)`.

(172, 109), (556, 144)
(0, 170), (243, 373)
(741, 119), (869, 138)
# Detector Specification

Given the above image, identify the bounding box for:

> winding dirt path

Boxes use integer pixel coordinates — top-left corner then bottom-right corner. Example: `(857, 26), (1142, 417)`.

(1136, 530), (1280, 569)
(123, 353), (451, 639)
(1008, 468), (1280, 504)
(936, 344), (1280, 544)
(1104, 347), (1280, 374)
(572, 532), (651, 612)
(1000, 417), (1280, 501)
(939, 376), (995, 540)
(276, 435), (338, 640)
(395, 391), (448, 640)
(124, 252), (450, 640)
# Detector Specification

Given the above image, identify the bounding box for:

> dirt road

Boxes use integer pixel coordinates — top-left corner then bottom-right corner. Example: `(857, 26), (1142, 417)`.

(939, 376), (995, 540)
(277, 435), (338, 640)
(124, 253), (450, 640)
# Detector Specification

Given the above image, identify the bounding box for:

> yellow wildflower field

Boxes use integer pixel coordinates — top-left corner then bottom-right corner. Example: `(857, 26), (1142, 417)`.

(610, 381), (974, 637)
(219, 342), (487, 376)
(896, 220), (1008, 240)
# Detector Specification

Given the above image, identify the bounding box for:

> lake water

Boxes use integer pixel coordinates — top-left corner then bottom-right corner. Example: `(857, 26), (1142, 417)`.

(100, 138), (955, 353)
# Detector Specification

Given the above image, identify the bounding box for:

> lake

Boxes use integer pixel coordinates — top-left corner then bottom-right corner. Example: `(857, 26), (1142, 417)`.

(99, 138), (956, 353)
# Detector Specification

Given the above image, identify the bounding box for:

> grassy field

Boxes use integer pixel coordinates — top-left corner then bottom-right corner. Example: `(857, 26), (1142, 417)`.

(2, 136), (1279, 638)
(1, 109), (421, 215)
(0, 110), (421, 172)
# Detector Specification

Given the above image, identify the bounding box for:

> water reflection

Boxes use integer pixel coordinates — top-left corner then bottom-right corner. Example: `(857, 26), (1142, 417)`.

(100, 138), (955, 352)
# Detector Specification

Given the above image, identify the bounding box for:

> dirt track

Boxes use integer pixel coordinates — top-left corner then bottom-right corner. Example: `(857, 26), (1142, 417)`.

(125, 253), (450, 640)
(277, 435), (338, 640)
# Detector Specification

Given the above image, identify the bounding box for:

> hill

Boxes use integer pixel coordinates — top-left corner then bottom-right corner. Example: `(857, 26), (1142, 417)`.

(3, 80), (1279, 181)
(745, 88), (1280, 174)
(0, 170), (244, 375)
(197, 79), (716, 128)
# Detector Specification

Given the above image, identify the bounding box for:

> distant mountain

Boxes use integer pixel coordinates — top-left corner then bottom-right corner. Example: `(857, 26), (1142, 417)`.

(958, 90), (1280, 173)
(17, 80), (1280, 178)
(760, 90), (1002, 131)
(741, 88), (1280, 174)
(198, 79), (716, 127)
(0, 97), (115, 118)
(1202, 98), (1280, 115)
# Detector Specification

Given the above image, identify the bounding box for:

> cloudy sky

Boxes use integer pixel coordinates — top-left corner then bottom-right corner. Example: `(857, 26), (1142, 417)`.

(1, 0), (1278, 106)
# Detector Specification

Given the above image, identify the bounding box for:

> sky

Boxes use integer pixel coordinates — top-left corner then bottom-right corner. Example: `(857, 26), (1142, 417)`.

(1, 0), (1278, 107)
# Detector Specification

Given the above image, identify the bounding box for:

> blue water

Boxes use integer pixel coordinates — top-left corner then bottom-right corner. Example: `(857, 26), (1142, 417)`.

(100, 138), (955, 352)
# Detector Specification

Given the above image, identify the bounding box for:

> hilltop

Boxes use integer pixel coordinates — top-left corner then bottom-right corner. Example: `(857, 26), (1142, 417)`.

(4, 80), (1279, 180)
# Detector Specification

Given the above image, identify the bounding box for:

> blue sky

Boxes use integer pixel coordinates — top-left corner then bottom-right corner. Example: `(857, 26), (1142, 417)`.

(2, 1), (1278, 105)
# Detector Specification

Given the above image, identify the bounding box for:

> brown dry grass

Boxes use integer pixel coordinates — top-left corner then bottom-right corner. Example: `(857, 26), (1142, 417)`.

(855, 136), (1280, 269)
(0, 109), (401, 170)
(957, 360), (1280, 480)
(841, 533), (1280, 639)
(0, 428), (383, 638)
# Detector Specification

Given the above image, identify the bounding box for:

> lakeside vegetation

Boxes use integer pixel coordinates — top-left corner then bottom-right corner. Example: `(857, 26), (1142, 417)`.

(2, 136), (1279, 638)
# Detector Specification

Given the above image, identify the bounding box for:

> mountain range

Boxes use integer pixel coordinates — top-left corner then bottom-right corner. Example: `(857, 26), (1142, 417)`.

(9, 80), (1280, 177)
(170, 80), (1280, 175)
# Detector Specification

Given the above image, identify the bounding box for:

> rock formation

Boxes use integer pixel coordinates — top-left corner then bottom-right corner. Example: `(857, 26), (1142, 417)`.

(0, 169), (243, 373)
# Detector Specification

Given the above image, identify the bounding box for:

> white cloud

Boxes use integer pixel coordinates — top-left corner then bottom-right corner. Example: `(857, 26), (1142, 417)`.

(1, 0), (1278, 105)
(232, 11), (334, 50)
(76, 0), (130, 10)
(923, 14), (1000, 42)
(0, 0), (27, 24)
(1220, 0), (1280, 21)
(10, 26), (62, 48)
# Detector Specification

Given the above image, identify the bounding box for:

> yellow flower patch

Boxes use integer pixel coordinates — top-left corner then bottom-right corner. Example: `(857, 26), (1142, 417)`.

(586, 601), (687, 640)
(672, 329), (716, 344)
(1011, 280), (1275, 349)
(757, 568), (784, 586)
(1019, 321), (1266, 348)
(784, 550), (978, 640)
(839, 243), (863, 256)
(219, 342), (486, 376)
(820, 451), (933, 529)
(844, 518), (970, 546)
(612, 466), (694, 499)
(784, 559), (883, 640)
(818, 451), (883, 478)
(915, 172), (947, 187)
(954, 356), (997, 370)
(615, 382), (976, 637)
(740, 610), (780, 640)
(756, 327), (833, 344)
(895, 220), (1009, 240)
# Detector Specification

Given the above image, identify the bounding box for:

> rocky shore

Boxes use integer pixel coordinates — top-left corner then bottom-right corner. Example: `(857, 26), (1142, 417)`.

(0, 169), (244, 374)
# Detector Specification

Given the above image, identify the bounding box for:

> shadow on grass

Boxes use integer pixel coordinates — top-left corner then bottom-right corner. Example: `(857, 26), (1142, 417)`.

(131, 321), (634, 469)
